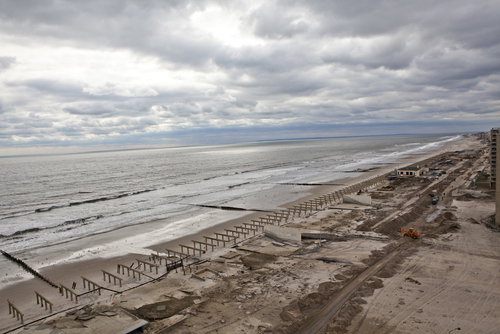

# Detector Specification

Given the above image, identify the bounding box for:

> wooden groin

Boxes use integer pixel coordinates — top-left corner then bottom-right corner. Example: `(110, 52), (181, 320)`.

(1, 250), (58, 288)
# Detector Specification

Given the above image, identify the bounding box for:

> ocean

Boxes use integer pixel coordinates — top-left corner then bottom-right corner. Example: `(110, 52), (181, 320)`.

(0, 134), (461, 260)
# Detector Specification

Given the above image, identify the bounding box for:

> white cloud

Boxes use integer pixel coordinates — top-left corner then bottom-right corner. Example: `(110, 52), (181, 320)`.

(83, 83), (159, 97)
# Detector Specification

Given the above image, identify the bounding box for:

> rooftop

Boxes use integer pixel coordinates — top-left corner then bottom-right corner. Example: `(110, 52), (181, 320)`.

(397, 167), (421, 171)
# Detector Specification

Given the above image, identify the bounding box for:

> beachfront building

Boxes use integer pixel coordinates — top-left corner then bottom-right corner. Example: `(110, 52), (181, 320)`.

(397, 166), (424, 177)
(492, 128), (500, 226)
(491, 128), (499, 189)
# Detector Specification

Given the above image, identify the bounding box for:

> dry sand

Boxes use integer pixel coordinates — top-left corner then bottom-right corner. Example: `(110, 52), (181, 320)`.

(2, 135), (496, 334)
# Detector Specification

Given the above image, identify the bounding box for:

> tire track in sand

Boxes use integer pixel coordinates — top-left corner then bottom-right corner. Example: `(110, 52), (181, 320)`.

(350, 240), (437, 332)
(294, 244), (406, 334)
(372, 234), (473, 333)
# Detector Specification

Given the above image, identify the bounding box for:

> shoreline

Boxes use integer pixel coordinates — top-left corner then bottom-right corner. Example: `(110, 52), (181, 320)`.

(0, 135), (474, 321)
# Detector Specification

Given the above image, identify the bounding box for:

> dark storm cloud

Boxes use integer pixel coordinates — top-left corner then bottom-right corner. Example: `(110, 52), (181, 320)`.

(12, 79), (88, 99)
(63, 103), (117, 116)
(0, 99), (13, 114)
(0, 0), (499, 154)
(0, 56), (16, 70)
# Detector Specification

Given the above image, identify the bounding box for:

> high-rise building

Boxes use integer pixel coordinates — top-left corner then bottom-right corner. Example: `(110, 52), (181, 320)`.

(491, 128), (500, 226)
(491, 128), (499, 189)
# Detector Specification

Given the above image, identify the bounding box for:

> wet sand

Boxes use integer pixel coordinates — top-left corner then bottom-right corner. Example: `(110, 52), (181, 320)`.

(0, 136), (475, 328)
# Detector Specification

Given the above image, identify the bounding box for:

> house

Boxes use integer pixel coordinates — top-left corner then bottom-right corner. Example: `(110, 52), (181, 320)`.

(397, 166), (424, 177)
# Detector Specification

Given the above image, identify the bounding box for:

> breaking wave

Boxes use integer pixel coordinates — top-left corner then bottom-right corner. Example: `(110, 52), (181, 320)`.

(0, 215), (104, 239)
(0, 188), (156, 221)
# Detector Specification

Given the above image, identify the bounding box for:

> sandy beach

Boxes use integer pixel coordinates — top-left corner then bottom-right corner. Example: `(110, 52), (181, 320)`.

(1, 135), (489, 333)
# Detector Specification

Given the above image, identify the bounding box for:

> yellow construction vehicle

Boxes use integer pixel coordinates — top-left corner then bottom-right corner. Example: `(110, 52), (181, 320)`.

(398, 228), (420, 239)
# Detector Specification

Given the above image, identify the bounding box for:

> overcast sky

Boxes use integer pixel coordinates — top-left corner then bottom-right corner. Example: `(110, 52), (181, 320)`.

(0, 0), (499, 155)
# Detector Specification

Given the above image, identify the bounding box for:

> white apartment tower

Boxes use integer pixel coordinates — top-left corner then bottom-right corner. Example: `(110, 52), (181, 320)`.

(492, 128), (500, 226)
(491, 128), (499, 188)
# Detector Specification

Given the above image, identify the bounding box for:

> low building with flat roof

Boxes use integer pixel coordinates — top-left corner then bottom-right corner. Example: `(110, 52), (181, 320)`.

(397, 166), (424, 177)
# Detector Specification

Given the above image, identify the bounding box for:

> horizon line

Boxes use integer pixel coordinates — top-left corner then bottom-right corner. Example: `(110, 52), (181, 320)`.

(0, 131), (471, 159)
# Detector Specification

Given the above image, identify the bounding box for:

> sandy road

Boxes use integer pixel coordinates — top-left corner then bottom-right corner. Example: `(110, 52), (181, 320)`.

(294, 243), (406, 334)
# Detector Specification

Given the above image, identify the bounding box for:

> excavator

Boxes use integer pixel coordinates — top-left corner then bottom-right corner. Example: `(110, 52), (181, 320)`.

(398, 228), (420, 239)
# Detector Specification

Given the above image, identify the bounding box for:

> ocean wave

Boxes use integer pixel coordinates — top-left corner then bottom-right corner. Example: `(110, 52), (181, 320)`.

(59, 215), (103, 226)
(331, 135), (462, 172)
(228, 182), (250, 189)
(0, 209), (37, 220)
(395, 142), (420, 147)
(2, 227), (43, 237)
(0, 215), (103, 239)
(35, 205), (67, 212)
(69, 188), (155, 206)
(1, 188), (157, 221)
(47, 191), (94, 199)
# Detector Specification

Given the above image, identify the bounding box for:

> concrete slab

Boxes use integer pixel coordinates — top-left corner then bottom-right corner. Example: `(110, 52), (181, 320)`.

(343, 194), (372, 205)
(12, 307), (147, 334)
(265, 225), (303, 241)
(83, 312), (147, 334)
(237, 239), (298, 256)
(115, 319), (148, 334)
(331, 203), (374, 210)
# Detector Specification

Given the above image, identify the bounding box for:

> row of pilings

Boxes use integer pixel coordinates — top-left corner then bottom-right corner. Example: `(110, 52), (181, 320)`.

(176, 173), (390, 257)
(0, 250), (58, 288)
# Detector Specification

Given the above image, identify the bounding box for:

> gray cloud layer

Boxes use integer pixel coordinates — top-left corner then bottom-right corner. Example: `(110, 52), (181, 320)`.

(0, 0), (498, 154)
